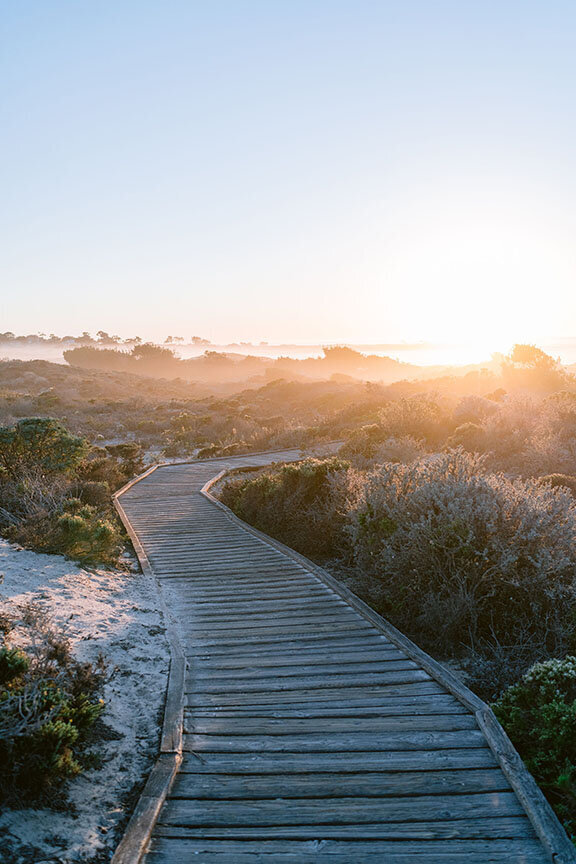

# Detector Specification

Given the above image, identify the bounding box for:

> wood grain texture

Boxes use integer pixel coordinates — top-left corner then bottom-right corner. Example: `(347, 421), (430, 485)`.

(110, 450), (574, 864)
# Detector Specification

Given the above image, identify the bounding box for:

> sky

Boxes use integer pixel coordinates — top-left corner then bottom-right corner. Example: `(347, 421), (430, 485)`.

(1, 1), (575, 346)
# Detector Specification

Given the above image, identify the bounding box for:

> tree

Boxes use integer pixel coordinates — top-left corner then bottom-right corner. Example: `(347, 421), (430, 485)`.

(502, 344), (572, 392)
(132, 343), (175, 360)
(508, 344), (557, 369)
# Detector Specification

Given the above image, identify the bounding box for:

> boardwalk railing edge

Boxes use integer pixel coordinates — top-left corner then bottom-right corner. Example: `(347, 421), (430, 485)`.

(202, 466), (576, 864)
(108, 452), (576, 864)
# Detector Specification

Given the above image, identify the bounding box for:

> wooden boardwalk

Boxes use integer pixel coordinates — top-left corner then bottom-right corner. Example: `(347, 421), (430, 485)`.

(112, 451), (575, 864)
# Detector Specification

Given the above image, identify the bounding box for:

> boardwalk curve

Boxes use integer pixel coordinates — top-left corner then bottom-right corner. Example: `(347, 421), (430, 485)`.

(112, 450), (575, 863)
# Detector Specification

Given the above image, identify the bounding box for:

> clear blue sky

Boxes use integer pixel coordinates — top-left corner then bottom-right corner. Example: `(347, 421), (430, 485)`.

(1, 1), (575, 344)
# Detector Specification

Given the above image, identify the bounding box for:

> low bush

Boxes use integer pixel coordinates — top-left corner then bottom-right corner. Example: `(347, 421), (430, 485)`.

(377, 395), (450, 445)
(0, 473), (123, 566)
(493, 657), (576, 839)
(464, 640), (548, 702)
(341, 429), (424, 468)
(350, 449), (576, 654)
(15, 499), (122, 564)
(0, 419), (133, 565)
(539, 474), (576, 497)
(74, 479), (111, 506)
(0, 604), (105, 805)
(0, 417), (88, 477)
(220, 457), (353, 558)
(196, 442), (245, 459)
(76, 443), (145, 491)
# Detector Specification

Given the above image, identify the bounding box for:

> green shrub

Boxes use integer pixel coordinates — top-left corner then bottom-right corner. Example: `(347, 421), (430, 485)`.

(74, 480), (110, 506)
(493, 657), (576, 839)
(51, 500), (122, 564)
(196, 442), (245, 459)
(0, 607), (105, 805)
(220, 457), (352, 558)
(340, 396), (450, 463)
(0, 418), (130, 566)
(76, 443), (145, 492)
(0, 647), (30, 685)
(0, 418), (88, 476)
(340, 423), (389, 462)
(6, 499), (123, 565)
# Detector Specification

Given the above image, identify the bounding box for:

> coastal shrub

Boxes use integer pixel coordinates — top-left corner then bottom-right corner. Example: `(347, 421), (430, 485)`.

(464, 639), (548, 702)
(493, 657), (576, 839)
(0, 418), (88, 477)
(76, 443), (145, 491)
(452, 395), (498, 425)
(341, 430), (424, 468)
(539, 474), (576, 497)
(220, 457), (352, 558)
(378, 395), (450, 445)
(340, 396), (450, 464)
(445, 421), (487, 452)
(0, 605), (105, 805)
(6, 499), (122, 565)
(502, 344), (573, 393)
(74, 480), (110, 506)
(0, 419), (127, 565)
(349, 449), (576, 653)
(373, 435), (425, 465)
(340, 423), (389, 463)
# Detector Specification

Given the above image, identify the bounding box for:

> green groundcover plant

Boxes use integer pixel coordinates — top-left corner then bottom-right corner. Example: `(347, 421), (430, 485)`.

(493, 657), (576, 841)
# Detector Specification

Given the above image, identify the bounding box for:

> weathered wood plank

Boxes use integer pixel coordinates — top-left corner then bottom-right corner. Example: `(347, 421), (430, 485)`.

(184, 612), (365, 632)
(183, 635), (393, 656)
(161, 790), (524, 826)
(191, 660), (419, 679)
(178, 748), (499, 773)
(183, 599), (350, 618)
(180, 625), (379, 648)
(194, 646), (407, 666)
(183, 730), (487, 753)
(170, 767), (509, 800)
(184, 715), (478, 734)
(186, 681), (447, 706)
(187, 670), (431, 694)
(145, 837), (547, 863)
(151, 817), (536, 840)
(185, 694), (469, 717)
